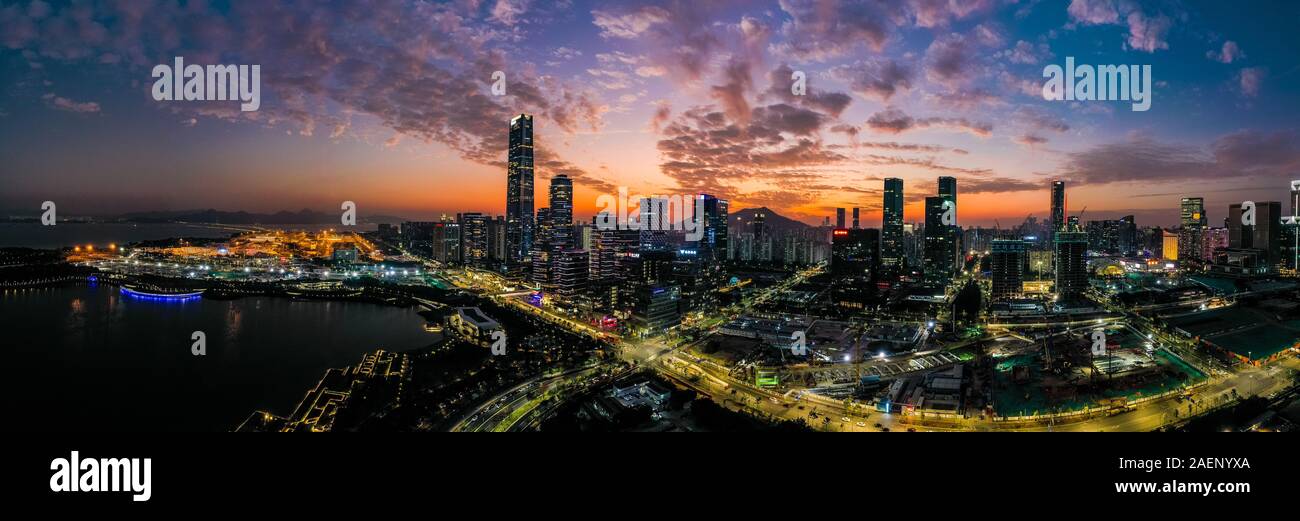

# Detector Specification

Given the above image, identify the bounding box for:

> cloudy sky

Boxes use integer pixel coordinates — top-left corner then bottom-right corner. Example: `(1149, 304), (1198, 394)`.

(2, 0), (1298, 227)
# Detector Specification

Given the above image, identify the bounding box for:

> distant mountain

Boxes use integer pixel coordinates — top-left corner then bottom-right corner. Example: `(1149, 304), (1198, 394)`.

(727, 207), (813, 235)
(115, 209), (407, 225)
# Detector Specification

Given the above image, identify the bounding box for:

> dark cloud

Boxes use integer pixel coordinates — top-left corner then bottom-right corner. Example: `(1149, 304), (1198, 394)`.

(774, 0), (910, 60)
(2, 0), (607, 166)
(1058, 130), (1300, 185)
(830, 58), (915, 102)
(764, 64), (853, 117)
(866, 108), (993, 137)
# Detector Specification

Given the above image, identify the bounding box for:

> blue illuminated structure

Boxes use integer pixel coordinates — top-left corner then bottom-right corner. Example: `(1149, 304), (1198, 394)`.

(120, 286), (203, 302)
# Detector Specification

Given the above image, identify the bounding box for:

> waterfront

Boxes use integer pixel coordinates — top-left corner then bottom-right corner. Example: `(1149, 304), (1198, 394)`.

(0, 222), (379, 249)
(0, 283), (434, 431)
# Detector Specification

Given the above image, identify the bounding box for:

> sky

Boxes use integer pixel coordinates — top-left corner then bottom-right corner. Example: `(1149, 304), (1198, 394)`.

(2, 0), (1299, 228)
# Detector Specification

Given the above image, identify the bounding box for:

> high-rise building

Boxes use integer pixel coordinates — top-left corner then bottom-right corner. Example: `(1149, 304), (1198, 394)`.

(882, 178), (904, 267)
(552, 249), (588, 303)
(852, 207), (860, 229)
(1118, 215), (1137, 255)
(1162, 229), (1179, 261)
(700, 194), (729, 262)
(836, 208), (846, 229)
(548, 174), (573, 249)
(1054, 231), (1088, 299)
(1286, 181), (1300, 270)
(1179, 197), (1207, 267)
(990, 240), (1028, 301)
(1228, 201), (1282, 265)
(631, 285), (681, 334)
(432, 221), (462, 265)
(505, 114), (535, 268)
(937, 176), (961, 269)
(1050, 181), (1066, 236)
(831, 228), (880, 309)
(459, 213), (489, 267)
(938, 176), (957, 204)
(923, 196), (956, 285)
(638, 197), (671, 251)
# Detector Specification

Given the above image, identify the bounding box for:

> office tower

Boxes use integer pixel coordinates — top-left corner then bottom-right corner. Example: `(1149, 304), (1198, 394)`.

(487, 215), (507, 265)
(1085, 220), (1121, 254)
(547, 174), (573, 249)
(923, 196), (955, 285)
(636, 197), (673, 251)
(937, 176), (961, 269)
(700, 194), (729, 262)
(432, 221), (462, 265)
(506, 114), (535, 267)
(1286, 181), (1300, 270)
(631, 285), (681, 334)
(1162, 230), (1179, 260)
(831, 228), (880, 309)
(1203, 227), (1227, 261)
(1179, 197), (1207, 266)
(752, 211), (766, 240)
(552, 249), (588, 303)
(1050, 181), (1066, 236)
(459, 213), (489, 266)
(530, 207), (553, 287)
(1118, 215), (1137, 255)
(1228, 201), (1282, 265)
(990, 240), (1028, 301)
(836, 208), (846, 229)
(882, 178), (904, 267)
(400, 221), (437, 255)
(1054, 231), (1088, 299)
(938, 176), (957, 205)
(852, 207), (860, 229)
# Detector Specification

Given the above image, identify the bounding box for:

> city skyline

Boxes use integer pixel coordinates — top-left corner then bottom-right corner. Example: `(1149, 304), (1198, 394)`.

(3, 0), (1300, 227)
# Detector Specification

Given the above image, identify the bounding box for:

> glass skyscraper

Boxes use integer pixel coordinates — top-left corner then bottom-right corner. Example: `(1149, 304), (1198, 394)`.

(506, 114), (535, 268)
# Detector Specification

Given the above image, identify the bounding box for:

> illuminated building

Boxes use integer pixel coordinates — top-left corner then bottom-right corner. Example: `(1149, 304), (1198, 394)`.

(1054, 231), (1088, 299)
(923, 196), (955, 285)
(832, 228), (880, 309)
(882, 177), (904, 268)
(1179, 197), (1207, 267)
(506, 114), (534, 269)
(990, 240), (1028, 301)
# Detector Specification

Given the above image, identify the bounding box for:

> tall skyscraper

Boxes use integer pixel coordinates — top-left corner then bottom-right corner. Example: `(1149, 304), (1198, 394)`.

(1050, 181), (1066, 235)
(1228, 201), (1282, 265)
(923, 196), (955, 285)
(1054, 231), (1088, 299)
(700, 194), (729, 262)
(836, 207), (846, 229)
(1179, 197), (1207, 267)
(505, 114), (535, 268)
(459, 213), (489, 267)
(938, 176), (957, 205)
(852, 207), (860, 229)
(937, 176), (961, 271)
(990, 240), (1028, 302)
(831, 228), (880, 309)
(882, 178), (904, 267)
(548, 174), (573, 249)
(1286, 181), (1300, 270)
